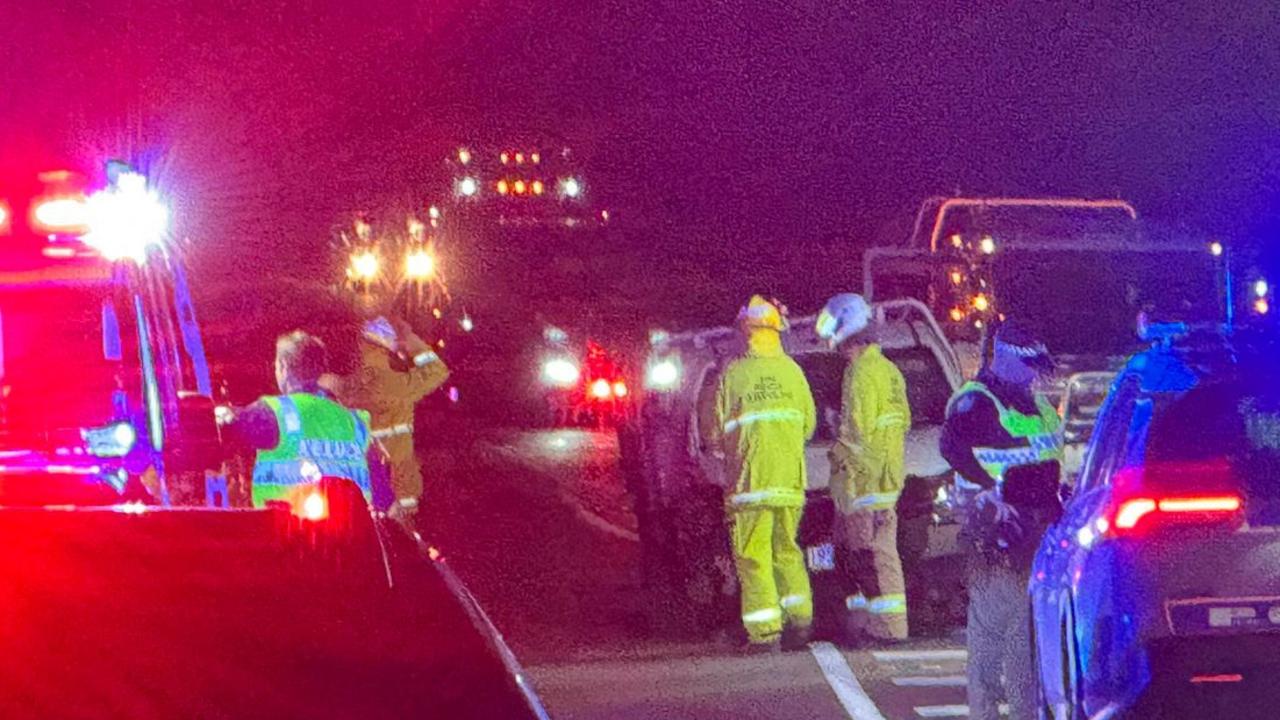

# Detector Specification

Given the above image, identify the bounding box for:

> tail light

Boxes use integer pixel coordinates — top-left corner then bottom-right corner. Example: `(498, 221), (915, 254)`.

(1103, 461), (1243, 536)
(590, 378), (612, 399)
(1108, 494), (1243, 535)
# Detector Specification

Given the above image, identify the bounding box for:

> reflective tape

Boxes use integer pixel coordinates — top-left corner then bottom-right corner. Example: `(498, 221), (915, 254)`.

(728, 490), (802, 506)
(869, 594), (907, 615)
(742, 607), (783, 624)
(729, 491), (773, 505)
(413, 351), (441, 367)
(373, 423), (413, 439)
(848, 492), (899, 510)
(846, 594), (868, 611)
(723, 408), (805, 434)
(874, 412), (907, 429)
(780, 593), (809, 608)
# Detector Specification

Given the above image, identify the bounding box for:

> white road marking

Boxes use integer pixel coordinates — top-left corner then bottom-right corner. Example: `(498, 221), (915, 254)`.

(873, 649), (969, 662)
(915, 706), (969, 718)
(892, 675), (967, 687)
(809, 641), (887, 720)
(913, 704), (1008, 718)
(559, 487), (641, 542)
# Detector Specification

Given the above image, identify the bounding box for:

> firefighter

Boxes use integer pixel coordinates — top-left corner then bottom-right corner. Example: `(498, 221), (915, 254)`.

(221, 330), (386, 508)
(327, 310), (450, 522)
(709, 295), (817, 652)
(940, 320), (1062, 720)
(815, 293), (911, 645)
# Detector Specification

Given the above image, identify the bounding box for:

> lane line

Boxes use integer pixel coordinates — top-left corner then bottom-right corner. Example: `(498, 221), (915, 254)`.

(873, 649), (969, 662)
(557, 485), (641, 542)
(809, 641), (888, 720)
(892, 675), (967, 687)
(913, 704), (1009, 718)
(915, 706), (969, 718)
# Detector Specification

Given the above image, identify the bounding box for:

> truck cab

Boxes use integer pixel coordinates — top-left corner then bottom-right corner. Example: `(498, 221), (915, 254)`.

(864, 197), (1225, 482)
(625, 299), (967, 637)
(0, 167), (225, 507)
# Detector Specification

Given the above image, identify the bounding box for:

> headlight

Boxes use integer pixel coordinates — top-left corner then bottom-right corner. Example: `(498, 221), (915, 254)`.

(645, 358), (681, 391)
(82, 421), (137, 457)
(542, 358), (580, 387)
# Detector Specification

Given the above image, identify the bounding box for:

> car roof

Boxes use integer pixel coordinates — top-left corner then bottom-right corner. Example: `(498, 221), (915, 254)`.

(1117, 328), (1280, 396)
(656, 299), (948, 360)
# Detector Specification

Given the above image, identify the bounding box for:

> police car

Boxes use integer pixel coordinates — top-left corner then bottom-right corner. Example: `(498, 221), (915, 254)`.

(0, 164), (227, 507)
(1030, 326), (1280, 719)
(0, 476), (552, 719)
(625, 299), (966, 637)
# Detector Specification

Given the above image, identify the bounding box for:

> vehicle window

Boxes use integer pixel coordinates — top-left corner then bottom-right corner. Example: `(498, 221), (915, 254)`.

(882, 346), (951, 427)
(793, 353), (845, 443)
(791, 347), (950, 443)
(0, 285), (141, 441)
(1077, 376), (1139, 492)
(1143, 377), (1280, 500)
(694, 362), (722, 453)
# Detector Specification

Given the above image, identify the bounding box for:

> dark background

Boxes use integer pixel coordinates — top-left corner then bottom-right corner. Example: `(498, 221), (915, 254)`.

(4, 1), (1279, 391)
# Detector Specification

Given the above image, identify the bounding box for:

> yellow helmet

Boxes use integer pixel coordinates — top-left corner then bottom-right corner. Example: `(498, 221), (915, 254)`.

(737, 295), (788, 331)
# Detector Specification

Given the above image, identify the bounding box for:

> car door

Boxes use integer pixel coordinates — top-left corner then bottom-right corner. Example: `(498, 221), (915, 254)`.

(1033, 374), (1139, 707)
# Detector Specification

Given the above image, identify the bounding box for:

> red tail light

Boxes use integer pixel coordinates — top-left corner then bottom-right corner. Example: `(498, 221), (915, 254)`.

(1109, 494), (1242, 535)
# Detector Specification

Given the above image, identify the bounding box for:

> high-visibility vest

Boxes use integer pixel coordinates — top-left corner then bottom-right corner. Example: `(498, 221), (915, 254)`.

(945, 380), (1062, 488)
(252, 393), (372, 506)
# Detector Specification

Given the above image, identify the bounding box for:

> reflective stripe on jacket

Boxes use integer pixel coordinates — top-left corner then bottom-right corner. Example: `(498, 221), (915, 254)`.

(944, 380), (1062, 485)
(711, 332), (817, 509)
(830, 344), (911, 514)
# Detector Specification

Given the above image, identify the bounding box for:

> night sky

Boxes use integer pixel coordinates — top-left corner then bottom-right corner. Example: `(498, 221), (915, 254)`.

(4, 0), (1280, 328)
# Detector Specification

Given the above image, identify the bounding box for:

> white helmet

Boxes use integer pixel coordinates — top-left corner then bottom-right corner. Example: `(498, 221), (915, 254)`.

(815, 293), (872, 348)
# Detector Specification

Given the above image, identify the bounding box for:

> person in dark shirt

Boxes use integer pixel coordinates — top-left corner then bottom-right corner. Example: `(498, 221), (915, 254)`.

(939, 320), (1063, 720)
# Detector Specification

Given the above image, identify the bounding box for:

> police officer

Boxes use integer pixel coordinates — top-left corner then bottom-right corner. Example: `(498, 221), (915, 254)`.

(329, 312), (449, 522)
(709, 295), (817, 652)
(223, 330), (388, 508)
(940, 320), (1062, 720)
(816, 293), (911, 645)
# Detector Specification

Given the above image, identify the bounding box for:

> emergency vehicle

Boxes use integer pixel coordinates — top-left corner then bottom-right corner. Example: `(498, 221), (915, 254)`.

(623, 300), (966, 638)
(440, 143), (631, 426)
(0, 164), (226, 507)
(538, 327), (634, 427)
(864, 197), (1225, 480)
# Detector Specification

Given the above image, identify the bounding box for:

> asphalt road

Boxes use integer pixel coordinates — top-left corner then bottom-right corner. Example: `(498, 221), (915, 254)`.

(420, 425), (979, 719)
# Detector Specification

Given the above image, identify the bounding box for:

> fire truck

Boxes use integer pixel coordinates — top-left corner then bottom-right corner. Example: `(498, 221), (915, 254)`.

(864, 197), (1226, 478)
(0, 163), (226, 507)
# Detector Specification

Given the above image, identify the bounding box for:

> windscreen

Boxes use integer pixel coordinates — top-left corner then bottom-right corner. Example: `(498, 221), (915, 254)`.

(1144, 374), (1280, 522)
(0, 284), (139, 442)
(795, 347), (949, 443)
(991, 250), (1220, 357)
(0, 511), (537, 720)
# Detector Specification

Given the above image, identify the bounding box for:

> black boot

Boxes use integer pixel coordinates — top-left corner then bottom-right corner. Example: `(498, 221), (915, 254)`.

(781, 624), (813, 652)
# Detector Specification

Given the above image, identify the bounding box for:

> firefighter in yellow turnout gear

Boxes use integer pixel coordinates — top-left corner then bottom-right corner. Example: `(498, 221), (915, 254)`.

(817, 294), (911, 643)
(710, 296), (818, 652)
(329, 315), (450, 520)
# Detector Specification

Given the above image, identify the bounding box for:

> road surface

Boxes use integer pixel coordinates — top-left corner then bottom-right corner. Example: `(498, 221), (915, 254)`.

(421, 425), (980, 719)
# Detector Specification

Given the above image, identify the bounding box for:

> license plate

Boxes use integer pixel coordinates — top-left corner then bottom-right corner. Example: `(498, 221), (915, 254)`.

(806, 543), (835, 572)
(1166, 596), (1280, 636)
